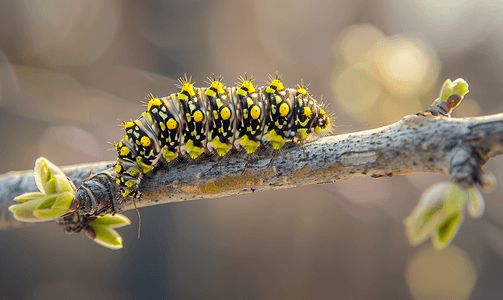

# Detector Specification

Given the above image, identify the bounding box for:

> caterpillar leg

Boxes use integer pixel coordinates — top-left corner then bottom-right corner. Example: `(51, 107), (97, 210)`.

(266, 155), (275, 169)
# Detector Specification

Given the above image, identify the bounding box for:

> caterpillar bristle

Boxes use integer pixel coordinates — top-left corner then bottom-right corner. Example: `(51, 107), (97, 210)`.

(177, 74), (194, 88)
(235, 73), (255, 87)
(267, 71), (282, 85)
(205, 73), (223, 86)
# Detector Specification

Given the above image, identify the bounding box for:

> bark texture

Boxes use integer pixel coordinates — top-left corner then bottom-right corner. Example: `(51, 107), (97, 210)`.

(1, 113), (502, 228)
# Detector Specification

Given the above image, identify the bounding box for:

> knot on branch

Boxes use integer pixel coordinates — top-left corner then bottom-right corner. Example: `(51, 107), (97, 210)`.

(450, 144), (496, 191)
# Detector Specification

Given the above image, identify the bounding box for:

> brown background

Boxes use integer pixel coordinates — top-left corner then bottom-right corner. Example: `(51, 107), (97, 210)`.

(1, 1), (503, 299)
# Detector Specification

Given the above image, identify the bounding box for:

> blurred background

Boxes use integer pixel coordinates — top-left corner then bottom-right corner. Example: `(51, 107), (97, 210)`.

(1, 0), (503, 299)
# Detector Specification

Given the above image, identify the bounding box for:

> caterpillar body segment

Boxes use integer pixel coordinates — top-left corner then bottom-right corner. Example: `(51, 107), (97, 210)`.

(206, 82), (238, 157)
(235, 81), (267, 154)
(113, 74), (333, 197)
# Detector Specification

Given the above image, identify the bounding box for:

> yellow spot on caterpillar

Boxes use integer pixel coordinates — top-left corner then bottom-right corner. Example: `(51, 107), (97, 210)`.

(140, 136), (151, 147)
(163, 148), (177, 162)
(250, 105), (261, 120)
(121, 189), (131, 197)
(206, 80), (225, 97)
(126, 181), (135, 188)
(315, 126), (322, 133)
(221, 107), (231, 120)
(124, 121), (135, 130)
(279, 102), (289, 117)
(128, 168), (139, 177)
(167, 118), (177, 130)
(297, 87), (307, 95)
(266, 79), (284, 93)
(240, 135), (260, 154)
(267, 130), (286, 150)
(205, 88), (216, 98)
(213, 137), (230, 156)
(303, 107), (312, 118)
(178, 78), (196, 100)
(298, 129), (308, 140)
(142, 111), (154, 125)
(186, 140), (202, 159)
(147, 98), (163, 111)
(193, 110), (204, 122)
(114, 164), (123, 173)
(120, 146), (129, 156)
(136, 157), (152, 173)
(237, 80), (256, 96)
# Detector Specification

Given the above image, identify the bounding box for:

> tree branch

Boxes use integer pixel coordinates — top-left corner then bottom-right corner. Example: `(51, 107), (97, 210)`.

(2, 113), (503, 229)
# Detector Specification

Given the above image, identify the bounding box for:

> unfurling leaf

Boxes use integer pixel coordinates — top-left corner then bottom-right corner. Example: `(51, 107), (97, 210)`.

(404, 182), (471, 251)
(86, 215), (131, 250)
(34, 157), (74, 194)
(9, 157), (75, 222)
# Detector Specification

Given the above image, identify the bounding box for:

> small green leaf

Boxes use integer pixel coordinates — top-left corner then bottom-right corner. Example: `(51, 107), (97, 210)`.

(87, 215), (131, 250)
(405, 182), (450, 245)
(87, 225), (124, 250)
(9, 196), (49, 222)
(55, 177), (74, 194)
(33, 157), (74, 194)
(34, 194), (58, 210)
(34, 159), (55, 194)
(89, 214), (131, 227)
(439, 79), (454, 103)
(33, 207), (71, 219)
(443, 183), (467, 209)
(430, 78), (469, 109)
(467, 187), (485, 218)
(405, 182), (468, 250)
(52, 192), (75, 209)
(432, 211), (464, 251)
(451, 78), (469, 97)
(13, 192), (46, 203)
(33, 193), (72, 219)
(405, 203), (443, 246)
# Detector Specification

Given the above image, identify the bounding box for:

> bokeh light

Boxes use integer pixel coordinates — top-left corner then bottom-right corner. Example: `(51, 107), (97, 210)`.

(1, 0), (503, 299)
(332, 24), (439, 122)
(406, 245), (477, 300)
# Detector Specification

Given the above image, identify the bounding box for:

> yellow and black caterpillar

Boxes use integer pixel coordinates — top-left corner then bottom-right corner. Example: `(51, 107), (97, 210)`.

(113, 74), (332, 197)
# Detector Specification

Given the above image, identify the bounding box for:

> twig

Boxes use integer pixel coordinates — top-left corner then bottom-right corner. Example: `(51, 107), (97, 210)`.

(1, 113), (502, 229)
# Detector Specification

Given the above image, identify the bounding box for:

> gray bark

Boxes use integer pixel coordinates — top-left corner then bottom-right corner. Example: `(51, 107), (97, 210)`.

(1, 113), (502, 229)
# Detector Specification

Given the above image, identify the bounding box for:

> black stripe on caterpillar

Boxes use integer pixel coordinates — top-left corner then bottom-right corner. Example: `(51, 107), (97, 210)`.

(113, 73), (333, 197)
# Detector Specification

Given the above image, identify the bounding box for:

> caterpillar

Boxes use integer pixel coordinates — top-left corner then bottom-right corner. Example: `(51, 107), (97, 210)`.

(112, 73), (332, 197)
